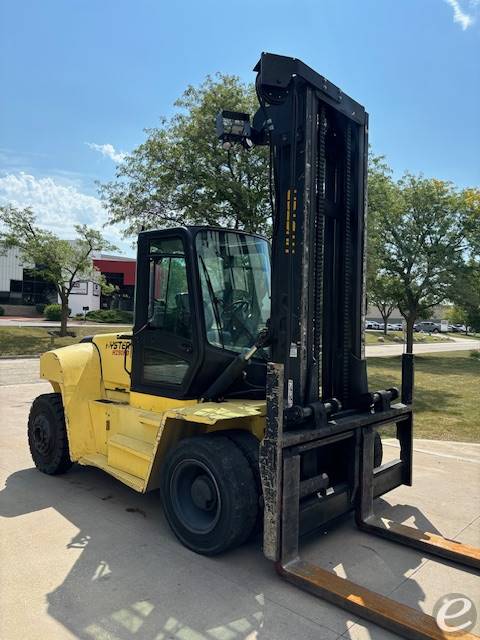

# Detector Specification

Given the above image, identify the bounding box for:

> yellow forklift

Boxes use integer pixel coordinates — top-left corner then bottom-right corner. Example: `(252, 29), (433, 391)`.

(28, 53), (479, 639)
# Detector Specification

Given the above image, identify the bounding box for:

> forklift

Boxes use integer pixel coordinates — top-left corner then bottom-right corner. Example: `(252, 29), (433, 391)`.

(28, 53), (479, 639)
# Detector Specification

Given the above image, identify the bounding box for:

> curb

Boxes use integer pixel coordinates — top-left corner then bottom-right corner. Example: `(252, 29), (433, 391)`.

(0, 355), (41, 360)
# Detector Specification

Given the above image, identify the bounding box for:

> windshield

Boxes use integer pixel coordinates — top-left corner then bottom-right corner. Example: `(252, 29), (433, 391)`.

(196, 229), (271, 353)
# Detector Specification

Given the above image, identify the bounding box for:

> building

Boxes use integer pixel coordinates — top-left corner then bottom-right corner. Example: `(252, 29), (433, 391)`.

(0, 247), (136, 316)
(0, 247), (57, 315)
(67, 254), (136, 315)
(93, 254), (136, 311)
(366, 304), (447, 325)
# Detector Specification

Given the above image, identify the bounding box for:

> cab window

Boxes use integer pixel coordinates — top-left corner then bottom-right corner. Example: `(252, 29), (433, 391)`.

(142, 237), (192, 386)
(147, 243), (191, 339)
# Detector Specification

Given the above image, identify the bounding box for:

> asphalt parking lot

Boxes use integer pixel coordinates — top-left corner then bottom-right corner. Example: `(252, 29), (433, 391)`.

(1, 378), (479, 640)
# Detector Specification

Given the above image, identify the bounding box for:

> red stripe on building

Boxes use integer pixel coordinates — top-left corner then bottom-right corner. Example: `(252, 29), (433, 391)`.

(93, 259), (136, 286)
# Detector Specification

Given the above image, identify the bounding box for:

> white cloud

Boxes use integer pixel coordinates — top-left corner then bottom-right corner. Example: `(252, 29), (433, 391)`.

(444, 0), (475, 29)
(0, 172), (126, 251)
(86, 142), (126, 163)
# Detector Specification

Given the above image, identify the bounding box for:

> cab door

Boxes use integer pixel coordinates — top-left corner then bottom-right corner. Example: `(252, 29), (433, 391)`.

(131, 231), (201, 399)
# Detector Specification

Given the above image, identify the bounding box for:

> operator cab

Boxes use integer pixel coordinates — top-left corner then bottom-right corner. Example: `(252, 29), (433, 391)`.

(131, 226), (271, 400)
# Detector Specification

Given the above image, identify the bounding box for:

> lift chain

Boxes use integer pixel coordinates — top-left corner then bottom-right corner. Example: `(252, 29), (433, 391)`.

(342, 123), (353, 402)
(311, 106), (327, 402)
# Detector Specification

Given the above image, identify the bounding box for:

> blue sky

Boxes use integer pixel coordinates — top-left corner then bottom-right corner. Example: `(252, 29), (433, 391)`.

(0, 0), (479, 255)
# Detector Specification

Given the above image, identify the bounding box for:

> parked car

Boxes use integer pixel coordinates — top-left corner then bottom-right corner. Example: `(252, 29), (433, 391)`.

(450, 324), (466, 333)
(416, 321), (441, 333)
(369, 322), (400, 332)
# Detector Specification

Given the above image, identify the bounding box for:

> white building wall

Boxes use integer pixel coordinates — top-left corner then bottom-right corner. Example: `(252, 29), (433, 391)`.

(62, 280), (101, 316)
(0, 247), (28, 291)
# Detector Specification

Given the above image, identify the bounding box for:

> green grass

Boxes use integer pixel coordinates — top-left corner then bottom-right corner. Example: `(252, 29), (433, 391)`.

(365, 331), (452, 345)
(0, 326), (132, 356)
(368, 350), (480, 442)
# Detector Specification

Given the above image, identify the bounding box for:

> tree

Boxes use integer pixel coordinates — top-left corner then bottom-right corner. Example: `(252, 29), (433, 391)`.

(368, 274), (401, 335)
(448, 261), (480, 334)
(99, 75), (271, 237)
(0, 205), (116, 336)
(366, 155), (398, 301)
(445, 305), (468, 329)
(368, 160), (470, 352)
(463, 188), (480, 258)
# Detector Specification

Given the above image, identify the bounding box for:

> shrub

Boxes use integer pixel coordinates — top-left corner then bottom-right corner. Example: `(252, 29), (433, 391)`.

(35, 303), (46, 315)
(85, 309), (133, 323)
(0, 306), (4, 316)
(44, 304), (71, 321)
(44, 304), (62, 320)
(470, 350), (480, 360)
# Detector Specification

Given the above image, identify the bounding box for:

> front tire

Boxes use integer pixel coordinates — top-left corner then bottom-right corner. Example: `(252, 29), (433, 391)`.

(160, 435), (258, 555)
(225, 430), (263, 536)
(28, 393), (72, 475)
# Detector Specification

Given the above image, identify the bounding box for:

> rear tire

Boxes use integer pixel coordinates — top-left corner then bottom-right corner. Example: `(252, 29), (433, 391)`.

(160, 435), (258, 555)
(28, 393), (72, 475)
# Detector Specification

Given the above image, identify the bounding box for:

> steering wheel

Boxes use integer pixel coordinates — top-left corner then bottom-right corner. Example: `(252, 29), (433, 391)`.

(227, 298), (250, 314)
(220, 297), (256, 343)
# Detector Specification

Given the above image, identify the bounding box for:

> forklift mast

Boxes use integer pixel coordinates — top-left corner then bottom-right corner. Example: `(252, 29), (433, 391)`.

(259, 53), (369, 415)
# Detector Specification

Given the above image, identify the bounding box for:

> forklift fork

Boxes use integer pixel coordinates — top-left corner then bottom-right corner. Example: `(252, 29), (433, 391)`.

(356, 427), (480, 572)
(261, 364), (480, 640)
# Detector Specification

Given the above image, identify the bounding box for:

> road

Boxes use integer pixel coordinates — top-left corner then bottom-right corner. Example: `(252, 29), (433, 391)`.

(365, 336), (480, 358)
(0, 318), (131, 328)
(0, 374), (479, 639)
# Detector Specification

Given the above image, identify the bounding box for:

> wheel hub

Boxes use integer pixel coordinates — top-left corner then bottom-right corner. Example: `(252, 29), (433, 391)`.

(190, 475), (217, 511)
(33, 415), (52, 456)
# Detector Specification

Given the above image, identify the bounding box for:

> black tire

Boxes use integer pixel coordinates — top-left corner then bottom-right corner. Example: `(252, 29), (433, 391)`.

(224, 430), (263, 536)
(374, 432), (383, 468)
(28, 393), (72, 475)
(160, 434), (258, 555)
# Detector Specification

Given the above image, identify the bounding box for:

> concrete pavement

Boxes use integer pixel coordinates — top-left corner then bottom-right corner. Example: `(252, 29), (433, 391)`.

(1, 380), (479, 639)
(0, 357), (42, 386)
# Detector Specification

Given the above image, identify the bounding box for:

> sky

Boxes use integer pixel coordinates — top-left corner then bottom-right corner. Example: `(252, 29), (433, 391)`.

(0, 0), (479, 256)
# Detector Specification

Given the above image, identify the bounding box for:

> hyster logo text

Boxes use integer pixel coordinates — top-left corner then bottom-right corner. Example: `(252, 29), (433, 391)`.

(106, 340), (130, 355)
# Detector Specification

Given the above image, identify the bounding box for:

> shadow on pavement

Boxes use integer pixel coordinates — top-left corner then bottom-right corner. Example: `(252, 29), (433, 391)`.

(0, 466), (297, 640)
(1, 460), (458, 640)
